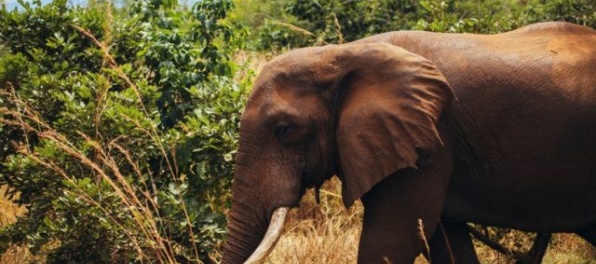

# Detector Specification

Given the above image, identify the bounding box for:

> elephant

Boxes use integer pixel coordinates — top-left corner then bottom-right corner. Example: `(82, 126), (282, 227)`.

(221, 21), (596, 264)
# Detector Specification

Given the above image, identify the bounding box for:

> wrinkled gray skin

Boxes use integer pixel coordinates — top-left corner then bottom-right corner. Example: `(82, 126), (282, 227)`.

(222, 22), (596, 264)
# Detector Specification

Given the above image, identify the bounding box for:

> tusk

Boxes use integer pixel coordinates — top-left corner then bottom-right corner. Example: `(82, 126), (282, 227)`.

(244, 207), (289, 264)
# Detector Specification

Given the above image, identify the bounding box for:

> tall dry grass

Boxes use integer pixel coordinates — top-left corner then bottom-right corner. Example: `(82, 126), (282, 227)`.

(0, 186), (32, 264)
(266, 178), (362, 264)
(0, 93), (194, 263)
(265, 178), (596, 264)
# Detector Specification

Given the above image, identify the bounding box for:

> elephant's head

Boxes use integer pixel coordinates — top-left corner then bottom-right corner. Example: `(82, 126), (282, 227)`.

(222, 43), (454, 263)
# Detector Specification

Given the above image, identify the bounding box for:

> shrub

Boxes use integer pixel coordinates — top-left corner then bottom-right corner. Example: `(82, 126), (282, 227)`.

(248, 0), (594, 49)
(0, 0), (249, 262)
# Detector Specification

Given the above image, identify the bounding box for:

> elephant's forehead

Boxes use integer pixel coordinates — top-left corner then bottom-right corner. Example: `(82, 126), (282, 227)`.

(250, 65), (328, 104)
(247, 89), (312, 116)
(243, 85), (325, 128)
(249, 78), (310, 106)
(257, 46), (339, 84)
(258, 63), (318, 85)
(267, 45), (329, 65)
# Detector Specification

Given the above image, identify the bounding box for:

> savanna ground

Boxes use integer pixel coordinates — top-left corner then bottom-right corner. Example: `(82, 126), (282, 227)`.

(5, 181), (593, 264)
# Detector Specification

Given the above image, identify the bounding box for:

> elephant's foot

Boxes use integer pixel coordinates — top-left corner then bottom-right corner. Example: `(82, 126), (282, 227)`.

(515, 232), (551, 264)
(469, 226), (551, 264)
(428, 222), (480, 264)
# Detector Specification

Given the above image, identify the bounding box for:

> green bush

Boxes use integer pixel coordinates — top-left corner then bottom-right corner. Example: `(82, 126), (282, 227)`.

(413, 0), (594, 33)
(246, 0), (594, 49)
(0, 0), (249, 262)
(285, 0), (421, 43)
(227, 0), (312, 51)
(235, 0), (422, 50)
(526, 0), (595, 28)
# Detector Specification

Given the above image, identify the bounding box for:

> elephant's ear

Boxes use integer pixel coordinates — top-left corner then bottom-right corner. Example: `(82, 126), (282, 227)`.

(334, 43), (454, 207)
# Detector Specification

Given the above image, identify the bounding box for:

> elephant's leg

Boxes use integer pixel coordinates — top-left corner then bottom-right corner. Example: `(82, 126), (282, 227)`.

(469, 226), (551, 263)
(576, 222), (596, 246)
(358, 152), (452, 263)
(427, 222), (480, 264)
(515, 233), (551, 264)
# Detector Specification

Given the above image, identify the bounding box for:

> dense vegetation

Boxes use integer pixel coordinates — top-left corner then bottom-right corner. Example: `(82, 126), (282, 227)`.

(0, 0), (248, 262)
(0, 0), (593, 263)
(236, 0), (594, 49)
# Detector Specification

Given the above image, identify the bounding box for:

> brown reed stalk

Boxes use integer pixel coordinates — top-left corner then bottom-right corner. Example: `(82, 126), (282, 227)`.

(1, 101), (178, 263)
(418, 219), (431, 264)
(71, 19), (202, 261)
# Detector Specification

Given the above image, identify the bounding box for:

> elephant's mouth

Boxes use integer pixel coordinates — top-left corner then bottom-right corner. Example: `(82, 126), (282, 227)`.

(300, 166), (331, 205)
(301, 167), (325, 190)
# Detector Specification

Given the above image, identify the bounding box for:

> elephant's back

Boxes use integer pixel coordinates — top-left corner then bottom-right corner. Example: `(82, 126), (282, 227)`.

(393, 23), (596, 118)
(359, 25), (594, 97)
(357, 25), (596, 231)
(362, 23), (596, 231)
(430, 25), (596, 231)
(506, 21), (595, 35)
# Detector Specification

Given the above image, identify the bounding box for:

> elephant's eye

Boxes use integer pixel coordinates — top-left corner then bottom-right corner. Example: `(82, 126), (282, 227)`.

(274, 124), (292, 139)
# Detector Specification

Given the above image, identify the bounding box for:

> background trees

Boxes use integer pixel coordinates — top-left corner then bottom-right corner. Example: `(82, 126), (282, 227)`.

(239, 0), (594, 49)
(0, 0), (593, 263)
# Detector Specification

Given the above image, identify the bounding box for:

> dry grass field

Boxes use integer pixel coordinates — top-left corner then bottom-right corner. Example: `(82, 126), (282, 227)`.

(265, 178), (595, 264)
(1, 181), (595, 263)
(0, 186), (33, 264)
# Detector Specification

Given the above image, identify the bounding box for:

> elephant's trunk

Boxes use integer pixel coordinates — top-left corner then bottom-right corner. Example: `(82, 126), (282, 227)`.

(223, 137), (299, 263)
(221, 198), (266, 264)
(221, 162), (291, 263)
(222, 204), (288, 264)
